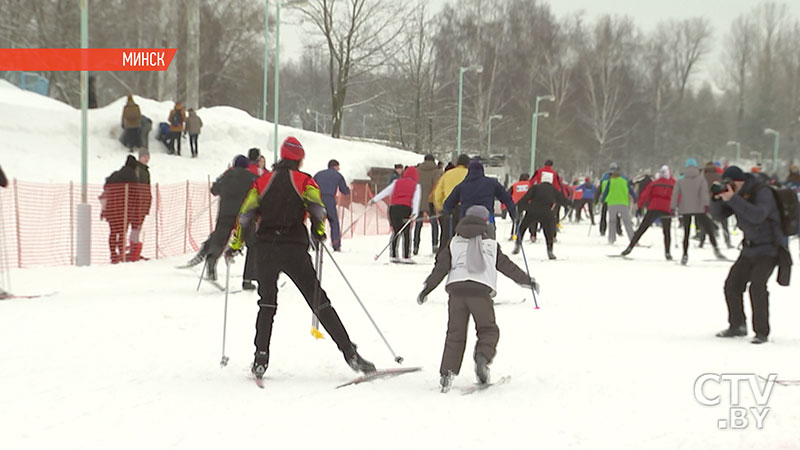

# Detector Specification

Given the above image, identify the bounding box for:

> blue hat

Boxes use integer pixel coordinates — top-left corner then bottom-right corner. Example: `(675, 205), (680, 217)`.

(685, 158), (698, 168)
(233, 155), (249, 168)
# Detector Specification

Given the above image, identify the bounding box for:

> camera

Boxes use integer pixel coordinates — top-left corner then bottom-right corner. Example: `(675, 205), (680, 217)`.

(711, 180), (732, 195)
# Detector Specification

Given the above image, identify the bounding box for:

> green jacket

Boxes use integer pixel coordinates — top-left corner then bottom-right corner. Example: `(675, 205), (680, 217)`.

(602, 175), (636, 206)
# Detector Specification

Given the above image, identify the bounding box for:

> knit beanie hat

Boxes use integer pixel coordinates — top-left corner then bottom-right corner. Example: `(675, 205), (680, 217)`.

(280, 137), (305, 161)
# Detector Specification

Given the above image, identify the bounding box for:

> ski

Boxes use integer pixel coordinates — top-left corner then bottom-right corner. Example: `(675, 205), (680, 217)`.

(0, 291), (58, 300)
(254, 375), (265, 389)
(336, 367), (422, 389)
(758, 375), (800, 387)
(460, 375), (511, 395)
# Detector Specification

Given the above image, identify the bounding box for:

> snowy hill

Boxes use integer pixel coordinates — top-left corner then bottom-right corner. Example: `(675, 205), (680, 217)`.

(0, 80), (423, 184)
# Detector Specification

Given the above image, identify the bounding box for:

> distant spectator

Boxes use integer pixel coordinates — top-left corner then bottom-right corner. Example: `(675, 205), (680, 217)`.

(121, 95), (142, 151)
(128, 149), (152, 262)
(166, 102), (187, 156)
(390, 163), (404, 182)
(185, 108), (203, 158)
(314, 159), (351, 252)
(257, 155), (266, 172)
(101, 155), (139, 263)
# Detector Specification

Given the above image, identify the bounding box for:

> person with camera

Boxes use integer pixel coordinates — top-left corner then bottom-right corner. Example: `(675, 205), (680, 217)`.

(713, 166), (785, 344)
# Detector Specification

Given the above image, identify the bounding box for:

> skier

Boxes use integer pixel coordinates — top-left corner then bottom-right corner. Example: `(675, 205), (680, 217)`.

(514, 178), (569, 259)
(101, 155), (139, 263)
(671, 158), (725, 265)
(370, 166), (421, 263)
(601, 163), (636, 245)
(506, 173), (530, 239)
(442, 159), (516, 239)
(127, 148), (151, 262)
(314, 159), (351, 252)
(574, 177), (596, 224)
(241, 148), (267, 290)
(434, 154), (470, 246)
(417, 206), (538, 392)
(621, 165), (675, 259)
(529, 159), (565, 195)
(413, 154), (442, 255)
(713, 166), (786, 344)
(228, 136), (376, 378)
(184, 155), (256, 280)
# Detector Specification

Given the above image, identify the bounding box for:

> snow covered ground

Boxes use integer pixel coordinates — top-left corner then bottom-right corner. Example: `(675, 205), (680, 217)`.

(3, 220), (800, 450)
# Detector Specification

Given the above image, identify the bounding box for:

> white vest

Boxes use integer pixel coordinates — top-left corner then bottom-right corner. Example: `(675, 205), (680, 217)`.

(446, 236), (498, 296)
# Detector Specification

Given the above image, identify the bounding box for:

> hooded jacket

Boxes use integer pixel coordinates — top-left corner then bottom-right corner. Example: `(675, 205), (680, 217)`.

(671, 166), (710, 214)
(211, 167), (258, 219)
(122, 97), (141, 129)
(185, 110), (203, 135)
(417, 160), (442, 209)
(719, 174), (783, 257)
(443, 161), (516, 221)
(433, 165), (468, 211)
(638, 177), (675, 213)
(420, 215), (531, 298)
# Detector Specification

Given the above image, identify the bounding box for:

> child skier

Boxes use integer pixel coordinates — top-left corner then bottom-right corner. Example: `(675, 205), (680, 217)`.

(416, 206), (539, 392)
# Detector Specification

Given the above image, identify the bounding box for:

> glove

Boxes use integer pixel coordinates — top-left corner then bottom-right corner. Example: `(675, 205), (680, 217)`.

(407, 214), (417, 223)
(520, 278), (540, 295)
(417, 291), (428, 305)
(368, 199), (376, 205)
(224, 247), (241, 265)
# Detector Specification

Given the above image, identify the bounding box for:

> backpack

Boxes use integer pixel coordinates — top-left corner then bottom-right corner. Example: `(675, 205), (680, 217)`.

(170, 109), (183, 127)
(761, 185), (800, 237)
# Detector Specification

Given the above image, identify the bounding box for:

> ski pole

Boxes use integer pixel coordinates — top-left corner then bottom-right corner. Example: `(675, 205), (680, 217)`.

(515, 222), (540, 309)
(340, 207), (370, 237)
(310, 244), (324, 339)
(322, 242), (404, 364)
(219, 259), (231, 367)
(196, 258), (208, 291)
(374, 217), (413, 261)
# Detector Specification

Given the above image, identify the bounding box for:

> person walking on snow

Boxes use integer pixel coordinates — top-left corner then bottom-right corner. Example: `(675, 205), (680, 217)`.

(442, 160), (517, 240)
(575, 177), (596, 224)
(514, 180), (569, 259)
(101, 155), (139, 263)
(314, 159), (351, 252)
(413, 154), (442, 255)
(184, 155), (257, 280)
(371, 166), (421, 263)
(670, 158), (725, 265)
(621, 165), (675, 260)
(433, 154), (471, 246)
(417, 205), (539, 392)
(166, 102), (186, 156)
(184, 108), (203, 158)
(506, 173), (530, 239)
(127, 148), (151, 262)
(227, 136), (376, 378)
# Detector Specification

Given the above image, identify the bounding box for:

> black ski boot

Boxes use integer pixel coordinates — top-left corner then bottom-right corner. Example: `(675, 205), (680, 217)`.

(681, 254), (688, 265)
(475, 353), (490, 384)
(413, 244), (420, 256)
(242, 280), (256, 291)
(205, 258), (218, 281)
(440, 371), (454, 393)
(751, 335), (768, 344)
(713, 248), (726, 260)
(512, 242), (521, 255)
(185, 252), (204, 267)
(251, 350), (269, 378)
(716, 325), (747, 338)
(547, 249), (557, 260)
(345, 345), (376, 374)
(665, 252), (673, 261)
(621, 245), (633, 256)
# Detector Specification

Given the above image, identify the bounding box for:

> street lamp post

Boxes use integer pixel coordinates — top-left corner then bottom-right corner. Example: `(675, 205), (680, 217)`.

(263, 0), (269, 122)
(272, 0), (308, 163)
(487, 114), (503, 155)
(764, 128), (780, 174)
(726, 141), (741, 162)
(529, 94), (555, 175)
(76, 0), (91, 266)
(456, 65), (483, 156)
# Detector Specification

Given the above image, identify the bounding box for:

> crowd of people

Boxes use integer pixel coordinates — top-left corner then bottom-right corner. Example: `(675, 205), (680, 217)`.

(120, 96), (203, 158)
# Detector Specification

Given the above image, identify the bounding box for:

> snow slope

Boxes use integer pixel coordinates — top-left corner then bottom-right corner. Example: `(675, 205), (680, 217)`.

(0, 80), (422, 184)
(2, 221), (800, 450)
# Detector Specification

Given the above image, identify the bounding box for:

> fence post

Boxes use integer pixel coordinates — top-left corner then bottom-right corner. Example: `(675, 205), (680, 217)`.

(350, 194), (354, 238)
(183, 180), (190, 254)
(70, 181), (75, 265)
(207, 175), (213, 234)
(155, 183), (160, 259)
(13, 179), (21, 268)
(122, 184), (129, 263)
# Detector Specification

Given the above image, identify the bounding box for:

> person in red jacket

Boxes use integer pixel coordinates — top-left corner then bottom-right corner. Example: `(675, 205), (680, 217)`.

(621, 165), (675, 260)
(529, 159), (564, 195)
(371, 166), (421, 263)
(505, 173), (530, 239)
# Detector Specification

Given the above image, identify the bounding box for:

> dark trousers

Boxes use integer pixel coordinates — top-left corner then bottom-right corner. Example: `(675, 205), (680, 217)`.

(681, 213), (717, 255)
(167, 131), (181, 155)
(575, 199), (595, 224)
(253, 242), (354, 361)
(627, 210), (672, 253)
(699, 217), (732, 248)
(518, 208), (556, 250)
(123, 127), (141, 150)
(439, 206), (461, 248)
(389, 205), (412, 258)
(440, 293), (499, 376)
(108, 219), (128, 262)
(599, 203), (622, 236)
(243, 245), (258, 282)
(724, 254), (777, 337)
(413, 203), (439, 252)
(189, 134), (198, 157)
(199, 214), (237, 275)
(322, 197), (342, 250)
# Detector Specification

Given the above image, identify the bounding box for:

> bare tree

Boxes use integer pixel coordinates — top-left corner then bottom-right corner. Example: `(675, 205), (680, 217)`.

(667, 18), (713, 104)
(300, 0), (411, 138)
(186, 0), (200, 108)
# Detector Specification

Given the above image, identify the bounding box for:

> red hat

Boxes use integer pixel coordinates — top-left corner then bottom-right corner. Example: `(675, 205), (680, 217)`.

(585, 177), (590, 183)
(280, 137), (305, 161)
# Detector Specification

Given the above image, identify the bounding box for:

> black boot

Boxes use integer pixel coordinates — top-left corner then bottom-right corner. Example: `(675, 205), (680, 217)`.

(716, 325), (747, 338)
(751, 335), (768, 344)
(681, 254), (688, 265)
(547, 248), (557, 260)
(185, 252), (204, 267)
(205, 257), (218, 281)
(345, 345), (376, 374)
(512, 242), (521, 255)
(242, 280), (256, 291)
(251, 350), (269, 378)
(621, 245), (633, 256)
(440, 370), (454, 393)
(665, 252), (673, 261)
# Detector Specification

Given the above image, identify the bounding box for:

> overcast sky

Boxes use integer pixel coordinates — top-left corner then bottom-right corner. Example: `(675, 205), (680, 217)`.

(281, 0), (795, 86)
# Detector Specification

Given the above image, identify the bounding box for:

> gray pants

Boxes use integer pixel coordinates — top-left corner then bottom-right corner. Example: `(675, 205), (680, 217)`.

(607, 204), (634, 244)
(440, 293), (499, 376)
